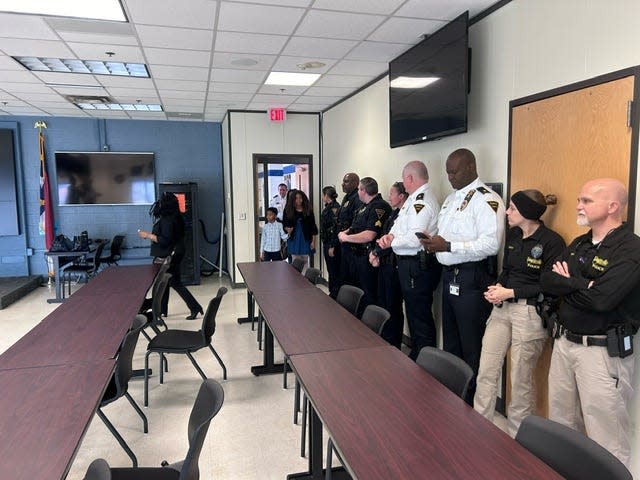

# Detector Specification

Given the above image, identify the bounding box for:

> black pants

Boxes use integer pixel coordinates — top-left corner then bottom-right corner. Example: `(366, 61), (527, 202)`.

(397, 256), (442, 360)
(377, 260), (404, 348)
(441, 263), (493, 405)
(162, 253), (202, 315)
(323, 243), (341, 298)
(338, 244), (360, 291)
(262, 251), (283, 261)
(353, 252), (377, 317)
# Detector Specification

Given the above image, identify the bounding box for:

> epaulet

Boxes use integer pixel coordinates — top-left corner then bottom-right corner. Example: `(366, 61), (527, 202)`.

(415, 193), (424, 200)
(477, 186), (490, 195)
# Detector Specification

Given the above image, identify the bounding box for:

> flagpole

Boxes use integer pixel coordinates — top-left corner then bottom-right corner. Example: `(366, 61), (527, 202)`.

(35, 120), (54, 285)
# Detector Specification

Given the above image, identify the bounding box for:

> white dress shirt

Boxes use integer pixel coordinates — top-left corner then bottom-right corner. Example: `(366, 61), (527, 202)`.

(390, 183), (439, 256)
(435, 178), (505, 266)
(270, 194), (286, 220)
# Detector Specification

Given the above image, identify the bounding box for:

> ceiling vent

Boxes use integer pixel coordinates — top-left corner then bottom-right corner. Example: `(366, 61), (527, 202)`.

(165, 112), (203, 120)
(65, 94), (115, 105)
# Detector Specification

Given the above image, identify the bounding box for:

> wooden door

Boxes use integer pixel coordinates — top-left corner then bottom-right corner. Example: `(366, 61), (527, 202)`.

(506, 73), (636, 418)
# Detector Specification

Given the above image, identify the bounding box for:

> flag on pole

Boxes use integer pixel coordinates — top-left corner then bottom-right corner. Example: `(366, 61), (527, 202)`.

(38, 127), (54, 250)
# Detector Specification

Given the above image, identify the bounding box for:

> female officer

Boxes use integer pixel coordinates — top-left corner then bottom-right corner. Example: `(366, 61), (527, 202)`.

(320, 186), (340, 298)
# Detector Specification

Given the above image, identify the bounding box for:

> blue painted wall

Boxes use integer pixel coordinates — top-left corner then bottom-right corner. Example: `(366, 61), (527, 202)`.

(0, 115), (223, 277)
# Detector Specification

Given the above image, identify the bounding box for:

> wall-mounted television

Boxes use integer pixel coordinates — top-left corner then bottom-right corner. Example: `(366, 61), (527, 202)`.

(55, 151), (155, 205)
(389, 11), (469, 148)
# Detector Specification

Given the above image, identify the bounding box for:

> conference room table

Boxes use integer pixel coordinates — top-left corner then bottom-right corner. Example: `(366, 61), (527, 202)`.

(0, 264), (157, 480)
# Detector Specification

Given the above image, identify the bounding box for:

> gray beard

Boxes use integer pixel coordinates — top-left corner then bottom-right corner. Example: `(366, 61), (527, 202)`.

(576, 215), (589, 227)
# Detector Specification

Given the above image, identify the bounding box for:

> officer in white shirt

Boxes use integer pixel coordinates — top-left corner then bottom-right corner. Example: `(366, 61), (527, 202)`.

(270, 183), (288, 220)
(420, 149), (505, 404)
(378, 161), (441, 360)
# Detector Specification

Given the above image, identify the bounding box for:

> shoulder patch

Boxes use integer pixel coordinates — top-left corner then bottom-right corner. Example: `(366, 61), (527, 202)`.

(331, 207), (339, 215)
(416, 193), (424, 200)
(486, 200), (499, 212)
(477, 186), (490, 195)
(374, 208), (386, 219)
(414, 204), (425, 214)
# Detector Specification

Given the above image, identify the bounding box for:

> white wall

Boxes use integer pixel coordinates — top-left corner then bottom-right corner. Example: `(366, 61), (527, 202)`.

(322, 0), (640, 474)
(224, 111), (320, 283)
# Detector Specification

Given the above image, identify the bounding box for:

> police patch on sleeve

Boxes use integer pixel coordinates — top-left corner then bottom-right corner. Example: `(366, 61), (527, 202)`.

(486, 200), (499, 212)
(375, 209), (386, 219)
(414, 204), (424, 214)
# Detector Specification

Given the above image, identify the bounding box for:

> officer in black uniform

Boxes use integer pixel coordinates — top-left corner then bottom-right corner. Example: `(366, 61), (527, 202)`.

(320, 185), (341, 298)
(369, 181), (407, 347)
(335, 173), (362, 292)
(338, 177), (391, 316)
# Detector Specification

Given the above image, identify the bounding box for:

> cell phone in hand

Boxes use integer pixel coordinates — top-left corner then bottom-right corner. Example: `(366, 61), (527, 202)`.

(415, 232), (428, 239)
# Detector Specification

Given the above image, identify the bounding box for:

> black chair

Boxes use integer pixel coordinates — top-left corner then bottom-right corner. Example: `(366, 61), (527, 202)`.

(515, 415), (632, 480)
(100, 234), (125, 266)
(335, 285), (364, 316)
(360, 304), (390, 335)
(84, 379), (225, 480)
(415, 346), (474, 400)
(144, 287), (228, 407)
(303, 267), (321, 284)
(96, 315), (148, 467)
(62, 241), (106, 296)
(140, 272), (172, 342)
(291, 257), (306, 273)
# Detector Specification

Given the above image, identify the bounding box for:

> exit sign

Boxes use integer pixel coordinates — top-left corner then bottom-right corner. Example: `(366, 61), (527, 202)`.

(268, 107), (286, 123)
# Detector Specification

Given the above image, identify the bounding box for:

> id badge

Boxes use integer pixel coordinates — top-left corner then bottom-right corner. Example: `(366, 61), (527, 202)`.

(449, 282), (460, 296)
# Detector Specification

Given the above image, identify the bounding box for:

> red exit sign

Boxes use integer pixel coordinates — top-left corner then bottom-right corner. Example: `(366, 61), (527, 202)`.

(268, 107), (286, 123)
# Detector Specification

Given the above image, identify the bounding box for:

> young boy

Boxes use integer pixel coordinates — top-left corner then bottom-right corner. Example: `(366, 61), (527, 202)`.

(260, 207), (288, 261)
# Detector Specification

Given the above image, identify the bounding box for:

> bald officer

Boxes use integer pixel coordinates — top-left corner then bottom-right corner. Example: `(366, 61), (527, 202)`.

(270, 183), (288, 220)
(541, 178), (640, 468)
(420, 148), (505, 404)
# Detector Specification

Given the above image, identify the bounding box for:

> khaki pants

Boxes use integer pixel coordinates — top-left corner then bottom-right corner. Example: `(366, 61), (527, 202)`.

(474, 301), (547, 436)
(549, 336), (634, 468)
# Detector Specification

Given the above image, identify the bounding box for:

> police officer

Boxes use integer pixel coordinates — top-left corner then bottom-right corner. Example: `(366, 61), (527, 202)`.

(270, 183), (288, 220)
(369, 181), (408, 348)
(474, 190), (565, 437)
(540, 178), (640, 468)
(320, 185), (341, 298)
(420, 148), (505, 404)
(378, 161), (441, 359)
(338, 177), (391, 316)
(335, 173), (362, 291)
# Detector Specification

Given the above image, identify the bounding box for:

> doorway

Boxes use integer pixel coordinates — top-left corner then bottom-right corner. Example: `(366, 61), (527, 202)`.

(253, 153), (313, 261)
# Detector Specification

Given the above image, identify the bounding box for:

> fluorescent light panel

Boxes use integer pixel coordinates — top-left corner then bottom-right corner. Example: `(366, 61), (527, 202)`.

(76, 103), (163, 111)
(0, 0), (127, 21)
(390, 76), (439, 89)
(14, 57), (149, 77)
(265, 72), (320, 87)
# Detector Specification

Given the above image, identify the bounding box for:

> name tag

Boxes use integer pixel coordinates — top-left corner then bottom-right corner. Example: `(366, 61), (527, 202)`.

(449, 282), (460, 296)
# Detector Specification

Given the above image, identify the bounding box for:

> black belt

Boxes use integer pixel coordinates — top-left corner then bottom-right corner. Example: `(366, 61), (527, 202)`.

(396, 254), (419, 260)
(565, 331), (607, 347)
(443, 260), (486, 271)
(506, 297), (537, 306)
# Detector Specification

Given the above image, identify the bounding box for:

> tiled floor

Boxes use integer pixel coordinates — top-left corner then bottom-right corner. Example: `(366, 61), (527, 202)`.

(1, 273), (507, 479)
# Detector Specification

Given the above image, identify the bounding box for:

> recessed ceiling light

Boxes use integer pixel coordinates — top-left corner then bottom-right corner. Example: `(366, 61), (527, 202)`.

(14, 57), (149, 77)
(231, 58), (259, 67)
(0, 0), (127, 21)
(390, 76), (439, 89)
(265, 71), (320, 87)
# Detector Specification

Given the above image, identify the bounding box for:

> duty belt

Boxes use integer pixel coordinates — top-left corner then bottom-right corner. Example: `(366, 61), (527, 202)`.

(506, 297), (537, 306)
(443, 260), (487, 271)
(557, 324), (607, 347)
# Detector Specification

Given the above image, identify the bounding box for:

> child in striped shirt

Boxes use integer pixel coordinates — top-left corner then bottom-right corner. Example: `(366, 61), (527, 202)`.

(260, 207), (288, 261)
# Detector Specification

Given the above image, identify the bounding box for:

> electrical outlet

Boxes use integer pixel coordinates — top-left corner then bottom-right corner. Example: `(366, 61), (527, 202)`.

(26, 248), (34, 256)
(239, 212), (246, 220)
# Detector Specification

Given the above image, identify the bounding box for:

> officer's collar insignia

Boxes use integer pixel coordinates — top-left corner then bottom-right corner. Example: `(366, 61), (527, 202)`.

(344, 200), (349, 207)
(486, 200), (499, 213)
(477, 186), (490, 194)
(458, 189), (476, 211)
(531, 244), (543, 259)
(414, 204), (424, 213)
(375, 220), (382, 227)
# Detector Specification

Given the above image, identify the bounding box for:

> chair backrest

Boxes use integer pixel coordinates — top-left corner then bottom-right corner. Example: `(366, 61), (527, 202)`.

(202, 287), (228, 343)
(113, 315), (147, 397)
(304, 267), (321, 284)
(151, 272), (172, 322)
(415, 347), (473, 399)
(109, 234), (125, 260)
(84, 458), (111, 480)
(515, 416), (632, 480)
(360, 305), (390, 335)
(335, 285), (364, 316)
(91, 241), (106, 272)
(291, 257), (305, 273)
(179, 379), (225, 480)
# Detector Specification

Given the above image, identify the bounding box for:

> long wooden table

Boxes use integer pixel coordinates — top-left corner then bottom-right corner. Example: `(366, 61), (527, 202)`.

(0, 264), (157, 480)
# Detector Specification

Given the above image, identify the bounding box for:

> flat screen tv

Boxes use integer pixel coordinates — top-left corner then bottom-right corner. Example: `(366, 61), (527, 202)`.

(389, 11), (469, 148)
(55, 151), (155, 205)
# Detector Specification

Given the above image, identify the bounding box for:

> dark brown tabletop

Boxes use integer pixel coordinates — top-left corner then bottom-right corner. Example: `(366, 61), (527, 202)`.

(290, 346), (563, 480)
(0, 361), (115, 480)
(237, 261), (316, 293)
(72, 264), (157, 298)
(253, 287), (386, 355)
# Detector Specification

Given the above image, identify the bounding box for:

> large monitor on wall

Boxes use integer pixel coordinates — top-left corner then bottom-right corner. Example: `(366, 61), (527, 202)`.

(55, 151), (155, 205)
(389, 11), (469, 148)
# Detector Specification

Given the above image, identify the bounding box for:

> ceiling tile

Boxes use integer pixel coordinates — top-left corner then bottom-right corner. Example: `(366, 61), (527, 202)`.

(368, 17), (446, 43)
(328, 60), (387, 76)
(158, 90), (207, 100)
(206, 99), (249, 109)
(212, 52), (276, 71)
(289, 103), (324, 111)
(346, 41), (409, 62)
(1, 82), (52, 93)
(144, 48), (211, 67)
(154, 79), (208, 91)
(251, 94), (298, 105)
(258, 85), (308, 95)
(136, 25), (213, 50)
(215, 31), (288, 55)
(292, 95), (340, 104)
(271, 55), (336, 73)
(230, 0), (312, 6)
(126, 0), (217, 29)
(282, 37), (357, 59)
(161, 101), (204, 111)
(149, 65), (210, 81)
(218, 3), (305, 35)
(0, 70), (41, 83)
(209, 82), (260, 94)
(0, 55), (24, 70)
(32, 72), (102, 86)
(105, 86), (159, 98)
(0, 13), (57, 40)
(110, 95), (160, 104)
(395, 0), (495, 20)
(314, 74), (374, 88)
(86, 110), (130, 118)
(295, 10), (385, 40)
(97, 76), (155, 88)
(126, 111), (167, 119)
(207, 92), (254, 102)
(211, 68), (267, 83)
(304, 86), (356, 96)
(0, 38), (76, 57)
(66, 43), (145, 63)
(17, 93), (65, 102)
(50, 85), (109, 96)
(56, 31), (138, 46)
(312, 0), (404, 15)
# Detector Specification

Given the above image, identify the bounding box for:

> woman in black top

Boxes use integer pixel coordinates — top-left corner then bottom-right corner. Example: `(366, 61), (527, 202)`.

(474, 189), (565, 436)
(320, 186), (340, 298)
(138, 192), (203, 319)
(283, 190), (318, 267)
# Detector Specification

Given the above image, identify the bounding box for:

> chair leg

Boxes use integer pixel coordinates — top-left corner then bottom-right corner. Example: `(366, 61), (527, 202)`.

(257, 311), (263, 351)
(159, 354), (164, 384)
(124, 392), (148, 434)
(208, 345), (227, 380)
(144, 351), (151, 407)
(163, 353), (169, 373)
(326, 438), (333, 480)
(186, 352), (208, 380)
(283, 356), (289, 389)
(96, 408), (138, 467)
(141, 329), (152, 342)
(293, 378), (301, 424)
(300, 393), (307, 458)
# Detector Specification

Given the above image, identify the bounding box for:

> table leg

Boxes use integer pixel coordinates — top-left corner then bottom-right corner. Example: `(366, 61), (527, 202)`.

(237, 290), (256, 326)
(250, 313), (288, 376)
(47, 256), (64, 304)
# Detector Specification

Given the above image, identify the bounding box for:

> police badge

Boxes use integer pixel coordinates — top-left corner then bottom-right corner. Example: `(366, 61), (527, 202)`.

(531, 244), (543, 259)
